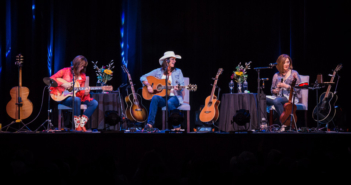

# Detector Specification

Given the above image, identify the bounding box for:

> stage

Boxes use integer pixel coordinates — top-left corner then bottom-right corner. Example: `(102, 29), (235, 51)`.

(1, 129), (351, 183)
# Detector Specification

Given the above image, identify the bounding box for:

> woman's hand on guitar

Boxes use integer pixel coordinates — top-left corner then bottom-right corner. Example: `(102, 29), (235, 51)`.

(147, 85), (153, 93)
(174, 85), (179, 91)
(61, 82), (72, 89)
(272, 88), (279, 94)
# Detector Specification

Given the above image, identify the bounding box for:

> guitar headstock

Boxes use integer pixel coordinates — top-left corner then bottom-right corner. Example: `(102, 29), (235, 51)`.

(102, 86), (113, 91)
(121, 65), (129, 75)
(186, 84), (197, 91)
(15, 54), (24, 66)
(216, 68), (223, 77)
(335, 64), (342, 72)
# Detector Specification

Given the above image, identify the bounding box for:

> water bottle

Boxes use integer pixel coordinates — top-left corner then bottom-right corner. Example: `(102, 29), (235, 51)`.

(243, 80), (248, 92)
(229, 80), (234, 94)
(260, 118), (267, 132)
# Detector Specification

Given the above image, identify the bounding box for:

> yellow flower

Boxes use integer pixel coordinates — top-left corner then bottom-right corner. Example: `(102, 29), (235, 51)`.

(235, 71), (243, 76)
(104, 69), (113, 75)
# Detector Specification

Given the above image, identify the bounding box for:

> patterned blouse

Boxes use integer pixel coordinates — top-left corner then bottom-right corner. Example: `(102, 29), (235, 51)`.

(270, 70), (301, 101)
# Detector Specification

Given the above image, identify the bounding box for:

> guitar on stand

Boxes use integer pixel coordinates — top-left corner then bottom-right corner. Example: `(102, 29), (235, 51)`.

(312, 64), (342, 126)
(4, 54), (33, 132)
(142, 76), (197, 100)
(279, 75), (298, 130)
(121, 65), (148, 123)
(199, 68), (223, 123)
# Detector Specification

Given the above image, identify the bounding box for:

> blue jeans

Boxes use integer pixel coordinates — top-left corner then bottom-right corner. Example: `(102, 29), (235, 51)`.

(60, 97), (98, 119)
(148, 95), (180, 127)
(266, 96), (288, 119)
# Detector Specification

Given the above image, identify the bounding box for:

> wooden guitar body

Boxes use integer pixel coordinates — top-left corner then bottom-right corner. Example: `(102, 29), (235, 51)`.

(312, 92), (337, 124)
(125, 93), (148, 123)
(6, 86), (33, 119)
(279, 102), (297, 129)
(142, 76), (171, 100)
(199, 95), (220, 123)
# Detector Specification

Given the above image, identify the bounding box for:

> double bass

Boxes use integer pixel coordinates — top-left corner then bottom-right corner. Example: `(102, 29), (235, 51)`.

(6, 54), (33, 120)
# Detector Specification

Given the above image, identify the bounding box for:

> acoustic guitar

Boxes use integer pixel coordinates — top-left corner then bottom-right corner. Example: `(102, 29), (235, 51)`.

(121, 65), (148, 123)
(142, 76), (197, 100)
(6, 54), (33, 120)
(312, 64), (342, 124)
(279, 75), (297, 128)
(199, 68), (223, 123)
(50, 78), (113, 102)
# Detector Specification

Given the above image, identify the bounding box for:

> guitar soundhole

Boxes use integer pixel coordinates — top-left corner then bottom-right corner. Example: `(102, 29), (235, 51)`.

(157, 85), (162, 91)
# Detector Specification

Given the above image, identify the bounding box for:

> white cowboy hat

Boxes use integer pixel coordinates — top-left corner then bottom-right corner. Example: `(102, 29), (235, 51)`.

(159, 51), (181, 65)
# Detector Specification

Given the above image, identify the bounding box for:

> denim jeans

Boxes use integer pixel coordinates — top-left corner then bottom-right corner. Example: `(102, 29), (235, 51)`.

(60, 97), (98, 118)
(147, 95), (180, 127)
(266, 96), (288, 119)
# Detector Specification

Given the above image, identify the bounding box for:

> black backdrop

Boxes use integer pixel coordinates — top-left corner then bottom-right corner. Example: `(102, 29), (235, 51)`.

(1, 0), (350, 130)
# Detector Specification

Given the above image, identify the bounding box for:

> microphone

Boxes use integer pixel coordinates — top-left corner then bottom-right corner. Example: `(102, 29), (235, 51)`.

(260, 78), (269, 81)
(269, 63), (277, 67)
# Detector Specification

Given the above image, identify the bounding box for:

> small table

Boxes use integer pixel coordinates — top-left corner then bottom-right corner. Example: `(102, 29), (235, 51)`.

(89, 92), (125, 130)
(217, 93), (266, 131)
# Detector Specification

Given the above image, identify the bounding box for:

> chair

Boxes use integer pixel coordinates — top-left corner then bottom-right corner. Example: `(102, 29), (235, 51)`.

(57, 76), (89, 130)
(267, 75), (309, 127)
(162, 77), (191, 132)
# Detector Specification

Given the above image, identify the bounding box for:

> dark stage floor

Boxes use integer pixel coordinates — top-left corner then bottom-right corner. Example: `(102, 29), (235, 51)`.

(2, 127), (351, 184)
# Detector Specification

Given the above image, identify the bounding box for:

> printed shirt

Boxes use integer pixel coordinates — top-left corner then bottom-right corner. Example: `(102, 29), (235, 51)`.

(270, 70), (301, 102)
(50, 67), (93, 102)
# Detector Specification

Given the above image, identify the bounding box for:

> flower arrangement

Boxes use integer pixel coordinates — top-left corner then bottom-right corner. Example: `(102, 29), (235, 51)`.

(231, 61), (252, 83)
(92, 60), (115, 84)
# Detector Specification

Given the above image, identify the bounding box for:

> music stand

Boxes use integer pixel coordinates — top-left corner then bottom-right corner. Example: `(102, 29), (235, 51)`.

(34, 78), (58, 132)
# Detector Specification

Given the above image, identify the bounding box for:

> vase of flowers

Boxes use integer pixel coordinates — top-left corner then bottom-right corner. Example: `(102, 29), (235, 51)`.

(231, 61), (252, 93)
(92, 60), (114, 92)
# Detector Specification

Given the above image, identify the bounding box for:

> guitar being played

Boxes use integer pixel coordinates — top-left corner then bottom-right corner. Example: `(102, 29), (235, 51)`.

(49, 55), (99, 132)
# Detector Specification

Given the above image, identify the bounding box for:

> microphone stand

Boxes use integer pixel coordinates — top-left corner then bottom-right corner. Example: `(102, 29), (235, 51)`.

(254, 66), (272, 131)
(165, 61), (170, 130)
(289, 88), (298, 132)
(71, 67), (76, 131)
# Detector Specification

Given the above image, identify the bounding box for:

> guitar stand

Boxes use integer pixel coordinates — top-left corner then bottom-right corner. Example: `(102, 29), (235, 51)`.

(34, 86), (54, 132)
(2, 119), (31, 132)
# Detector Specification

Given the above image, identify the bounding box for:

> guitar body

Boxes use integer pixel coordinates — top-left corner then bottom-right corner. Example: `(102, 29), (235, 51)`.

(125, 93), (148, 122)
(312, 92), (337, 124)
(279, 102), (297, 129)
(142, 76), (170, 100)
(50, 80), (80, 102)
(6, 86), (33, 119)
(199, 95), (220, 123)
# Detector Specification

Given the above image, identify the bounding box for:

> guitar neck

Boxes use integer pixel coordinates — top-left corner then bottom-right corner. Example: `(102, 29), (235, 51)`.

(127, 74), (139, 103)
(162, 85), (187, 89)
(324, 71), (336, 100)
(76, 86), (105, 91)
(210, 78), (219, 102)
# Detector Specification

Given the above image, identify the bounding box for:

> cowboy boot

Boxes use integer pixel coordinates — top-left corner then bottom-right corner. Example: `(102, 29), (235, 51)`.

(80, 115), (89, 132)
(74, 116), (82, 131)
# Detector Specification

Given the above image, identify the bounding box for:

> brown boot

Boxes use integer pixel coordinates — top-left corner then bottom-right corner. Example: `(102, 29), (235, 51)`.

(80, 115), (89, 132)
(74, 116), (82, 131)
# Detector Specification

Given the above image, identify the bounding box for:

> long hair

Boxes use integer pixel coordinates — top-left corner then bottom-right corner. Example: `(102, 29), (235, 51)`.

(160, 58), (175, 75)
(72, 55), (88, 75)
(276, 54), (293, 74)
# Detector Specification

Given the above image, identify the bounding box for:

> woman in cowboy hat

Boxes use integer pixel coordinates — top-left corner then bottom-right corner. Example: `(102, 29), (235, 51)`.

(140, 51), (185, 129)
